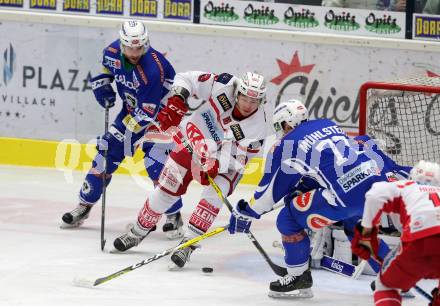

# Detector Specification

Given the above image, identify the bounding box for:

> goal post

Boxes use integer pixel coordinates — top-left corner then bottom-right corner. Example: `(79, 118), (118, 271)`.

(359, 77), (440, 166)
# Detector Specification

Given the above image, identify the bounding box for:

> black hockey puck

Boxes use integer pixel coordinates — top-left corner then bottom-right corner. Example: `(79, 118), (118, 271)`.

(202, 267), (213, 273)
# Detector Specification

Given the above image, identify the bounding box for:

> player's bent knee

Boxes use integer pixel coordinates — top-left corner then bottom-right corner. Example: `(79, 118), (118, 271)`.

(276, 207), (303, 235)
(149, 189), (181, 213)
(281, 230), (308, 243)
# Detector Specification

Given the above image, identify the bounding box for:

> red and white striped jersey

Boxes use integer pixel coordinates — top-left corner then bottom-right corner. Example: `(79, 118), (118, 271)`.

(362, 180), (440, 242)
(173, 71), (273, 172)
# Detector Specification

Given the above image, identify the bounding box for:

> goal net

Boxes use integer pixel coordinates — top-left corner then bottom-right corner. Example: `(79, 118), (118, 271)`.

(359, 77), (440, 166)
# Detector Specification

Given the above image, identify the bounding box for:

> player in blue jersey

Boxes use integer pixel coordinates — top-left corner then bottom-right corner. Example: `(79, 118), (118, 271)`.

(61, 20), (184, 239)
(228, 100), (411, 298)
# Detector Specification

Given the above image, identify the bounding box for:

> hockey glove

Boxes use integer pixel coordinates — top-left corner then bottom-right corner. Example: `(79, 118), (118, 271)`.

(156, 95), (188, 131)
(90, 74), (116, 108)
(351, 222), (381, 263)
(228, 199), (261, 234)
(194, 158), (219, 186)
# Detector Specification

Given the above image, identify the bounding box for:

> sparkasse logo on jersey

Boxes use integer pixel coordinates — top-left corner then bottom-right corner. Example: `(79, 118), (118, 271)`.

(284, 7), (319, 29)
(203, 1), (239, 23)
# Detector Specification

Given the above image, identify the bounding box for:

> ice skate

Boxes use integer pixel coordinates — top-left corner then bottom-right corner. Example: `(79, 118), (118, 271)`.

(268, 269), (313, 299)
(162, 211), (184, 240)
(60, 203), (92, 228)
(113, 224), (156, 252)
(170, 238), (199, 268)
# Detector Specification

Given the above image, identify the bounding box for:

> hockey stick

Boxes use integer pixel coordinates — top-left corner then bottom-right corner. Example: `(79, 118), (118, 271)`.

(73, 224), (228, 287)
(414, 286), (433, 302)
(176, 133), (288, 277)
(100, 101), (110, 251)
(207, 176), (288, 277)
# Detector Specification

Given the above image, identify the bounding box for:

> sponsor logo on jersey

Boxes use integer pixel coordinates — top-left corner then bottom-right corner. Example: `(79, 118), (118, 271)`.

(104, 56), (121, 69)
(385, 172), (399, 182)
(337, 160), (380, 192)
(217, 93), (232, 111)
(307, 214), (335, 231)
(124, 92), (137, 108)
(215, 73), (233, 84)
(115, 74), (138, 91)
(222, 116), (232, 125)
(201, 111), (221, 142)
(186, 122), (208, 158)
(109, 126), (126, 142)
(198, 73), (211, 82)
(142, 103), (157, 115)
(230, 124), (245, 141)
(293, 191), (314, 212)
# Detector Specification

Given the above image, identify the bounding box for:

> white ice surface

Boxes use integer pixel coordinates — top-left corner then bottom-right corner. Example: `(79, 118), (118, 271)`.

(0, 165), (435, 306)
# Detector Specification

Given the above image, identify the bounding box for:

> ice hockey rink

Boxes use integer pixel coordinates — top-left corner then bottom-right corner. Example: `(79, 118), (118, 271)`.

(0, 165), (436, 306)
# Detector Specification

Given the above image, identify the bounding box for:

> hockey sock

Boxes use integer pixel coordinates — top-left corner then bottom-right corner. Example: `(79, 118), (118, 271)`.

(79, 172), (111, 204)
(187, 199), (220, 237)
(374, 289), (401, 306)
(136, 200), (162, 235)
(282, 231), (310, 275)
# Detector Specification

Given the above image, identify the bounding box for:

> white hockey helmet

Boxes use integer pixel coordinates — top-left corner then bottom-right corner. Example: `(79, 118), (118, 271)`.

(409, 160), (440, 186)
(236, 72), (267, 103)
(119, 20), (150, 49)
(273, 99), (308, 136)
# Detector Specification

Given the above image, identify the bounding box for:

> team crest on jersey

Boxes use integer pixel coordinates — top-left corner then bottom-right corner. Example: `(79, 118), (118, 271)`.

(217, 93), (232, 111)
(215, 73), (233, 85)
(104, 56), (121, 69)
(124, 92), (137, 108)
(230, 124), (245, 141)
(293, 191), (315, 212)
(198, 73), (211, 82)
(385, 172), (399, 182)
(307, 214), (336, 231)
(142, 103), (157, 115)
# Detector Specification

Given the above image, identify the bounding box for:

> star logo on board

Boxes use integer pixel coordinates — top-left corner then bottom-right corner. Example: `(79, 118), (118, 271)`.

(270, 51), (315, 85)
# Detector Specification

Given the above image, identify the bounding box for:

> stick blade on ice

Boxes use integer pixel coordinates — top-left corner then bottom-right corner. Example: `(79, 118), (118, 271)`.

(72, 276), (96, 288)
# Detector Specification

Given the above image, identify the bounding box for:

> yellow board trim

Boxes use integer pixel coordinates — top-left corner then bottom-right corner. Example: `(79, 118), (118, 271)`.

(0, 137), (264, 185)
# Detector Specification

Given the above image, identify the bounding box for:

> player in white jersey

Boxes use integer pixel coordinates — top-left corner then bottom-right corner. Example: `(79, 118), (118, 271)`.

(112, 71), (273, 268)
(352, 160), (440, 306)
